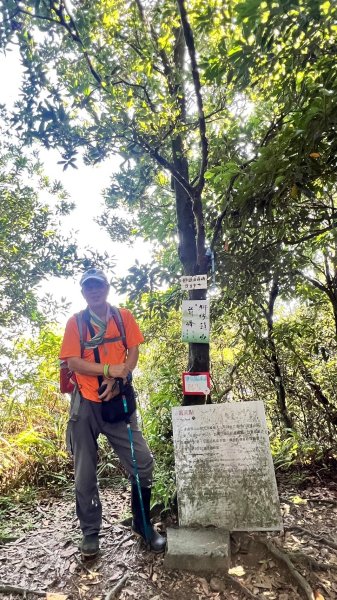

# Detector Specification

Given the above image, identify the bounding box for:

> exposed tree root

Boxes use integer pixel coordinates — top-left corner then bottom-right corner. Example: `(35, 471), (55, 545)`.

(289, 551), (337, 571)
(280, 497), (337, 507)
(75, 554), (96, 575)
(225, 573), (260, 600)
(311, 570), (333, 597)
(287, 526), (337, 551)
(112, 533), (134, 553)
(105, 573), (129, 600)
(305, 498), (337, 507)
(0, 582), (46, 596)
(259, 539), (315, 600)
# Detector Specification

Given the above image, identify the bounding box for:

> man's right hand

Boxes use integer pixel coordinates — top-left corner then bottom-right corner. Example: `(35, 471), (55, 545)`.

(107, 363), (130, 379)
(98, 378), (120, 401)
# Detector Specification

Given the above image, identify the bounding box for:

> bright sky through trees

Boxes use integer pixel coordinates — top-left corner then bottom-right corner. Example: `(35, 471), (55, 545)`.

(0, 48), (152, 324)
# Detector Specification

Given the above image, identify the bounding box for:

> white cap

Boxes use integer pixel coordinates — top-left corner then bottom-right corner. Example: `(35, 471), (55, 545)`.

(80, 268), (109, 287)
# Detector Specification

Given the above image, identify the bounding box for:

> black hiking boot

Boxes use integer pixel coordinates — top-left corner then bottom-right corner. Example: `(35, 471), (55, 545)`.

(80, 533), (99, 557)
(131, 485), (166, 554)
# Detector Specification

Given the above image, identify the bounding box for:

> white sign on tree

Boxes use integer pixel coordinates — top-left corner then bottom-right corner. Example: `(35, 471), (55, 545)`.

(180, 274), (207, 291)
(181, 300), (210, 344)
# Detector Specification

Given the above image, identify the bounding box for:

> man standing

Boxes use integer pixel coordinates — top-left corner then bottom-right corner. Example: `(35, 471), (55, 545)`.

(60, 268), (166, 557)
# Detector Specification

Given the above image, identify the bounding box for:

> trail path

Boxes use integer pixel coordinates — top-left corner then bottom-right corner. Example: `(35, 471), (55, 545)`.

(0, 476), (336, 600)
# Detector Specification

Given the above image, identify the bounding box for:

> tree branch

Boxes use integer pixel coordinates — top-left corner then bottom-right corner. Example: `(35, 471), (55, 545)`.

(0, 583), (45, 597)
(58, 0), (102, 84)
(15, 7), (61, 26)
(18, 1), (190, 193)
(17, 2), (102, 85)
(134, 0), (145, 23)
(133, 0), (176, 96)
(136, 134), (193, 196)
(110, 78), (157, 113)
(210, 171), (241, 250)
(298, 270), (328, 294)
(282, 221), (337, 246)
(177, 0), (208, 194)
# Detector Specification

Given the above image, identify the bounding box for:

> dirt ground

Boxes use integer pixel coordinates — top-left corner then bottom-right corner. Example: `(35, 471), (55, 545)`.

(0, 473), (337, 600)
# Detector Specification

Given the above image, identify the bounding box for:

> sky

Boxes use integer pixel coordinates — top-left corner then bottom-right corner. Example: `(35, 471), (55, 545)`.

(0, 47), (152, 326)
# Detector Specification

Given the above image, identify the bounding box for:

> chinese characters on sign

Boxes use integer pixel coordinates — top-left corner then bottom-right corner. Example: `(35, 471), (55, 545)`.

(182, 372), (210, 395)
(172, 402), (282, 531)
(181, 300), (210, 344)
(180, 274), (207, 291)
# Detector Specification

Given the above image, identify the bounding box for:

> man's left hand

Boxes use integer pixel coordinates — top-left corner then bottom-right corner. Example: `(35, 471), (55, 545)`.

(98, 378), (120, 401)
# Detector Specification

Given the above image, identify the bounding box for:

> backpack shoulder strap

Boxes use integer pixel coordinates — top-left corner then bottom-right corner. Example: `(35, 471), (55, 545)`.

(75, 310), (87, 358)
(110, 306), (127, 350)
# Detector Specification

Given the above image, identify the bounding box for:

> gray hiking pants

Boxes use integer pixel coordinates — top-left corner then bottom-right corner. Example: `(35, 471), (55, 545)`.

(68, 397), (154, 536)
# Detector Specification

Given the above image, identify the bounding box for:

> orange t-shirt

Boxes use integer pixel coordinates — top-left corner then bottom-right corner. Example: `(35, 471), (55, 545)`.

(59, 307), (144, 402)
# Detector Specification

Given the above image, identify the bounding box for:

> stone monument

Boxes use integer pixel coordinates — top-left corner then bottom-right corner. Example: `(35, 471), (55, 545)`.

(164, 401), (282, 572)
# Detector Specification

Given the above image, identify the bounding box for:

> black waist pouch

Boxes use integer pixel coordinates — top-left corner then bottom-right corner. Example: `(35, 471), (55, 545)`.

(101, 382), (136, 423)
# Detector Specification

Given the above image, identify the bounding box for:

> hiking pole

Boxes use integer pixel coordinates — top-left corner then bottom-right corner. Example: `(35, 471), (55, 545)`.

(116, 379), (151, 544)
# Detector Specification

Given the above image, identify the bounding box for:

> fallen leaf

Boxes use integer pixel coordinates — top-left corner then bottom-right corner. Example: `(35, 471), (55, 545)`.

(61, 546), (78, 558)
(40, 563), (51, 574)
(309, 152), (320, 158)
(107, 569), (124, 582)
(291, 534), (301, 544)
(69, 561), (77, 574)
(86, 571), (100, 580)
(290, 495), (307, 505)
(254, 582), (272, 590)
(198, 577), (209, 595)
(228, 566), (245, 577)
(46, 594), (68, 600)
(314, 593), (325, 600)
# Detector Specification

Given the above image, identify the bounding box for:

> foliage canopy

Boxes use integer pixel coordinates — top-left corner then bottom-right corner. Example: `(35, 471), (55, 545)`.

(0, 0), (337, 493)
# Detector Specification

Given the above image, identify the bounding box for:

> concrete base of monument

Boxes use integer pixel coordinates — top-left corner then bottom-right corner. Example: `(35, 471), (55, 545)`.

(164, 527), (230, 573)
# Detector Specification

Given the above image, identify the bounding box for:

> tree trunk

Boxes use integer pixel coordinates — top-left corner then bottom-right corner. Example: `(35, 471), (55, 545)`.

(171, 26), (210, 403)
(327, 290), (337, 340)
(264, 279), (294, 430)
(298, 361), (337, 427)
(172, 138), (197, 274)
(172, 157), (210, 405)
